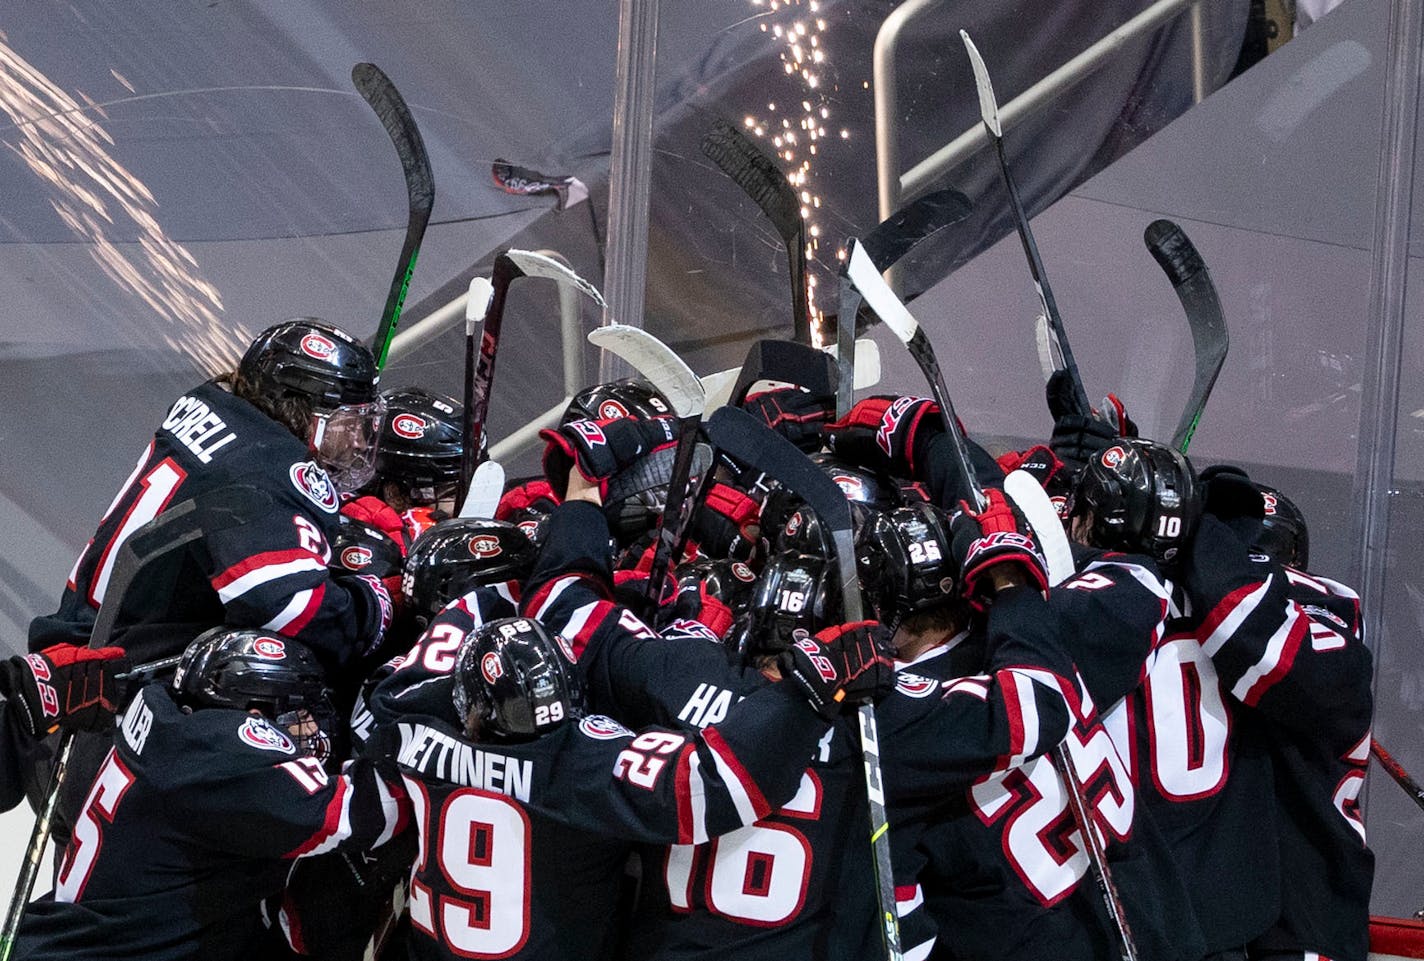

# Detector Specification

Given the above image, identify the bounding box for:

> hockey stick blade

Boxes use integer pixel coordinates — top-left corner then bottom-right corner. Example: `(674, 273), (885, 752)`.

(1144, 220), (1228, 453)
(1003, 470), (1075, 585)
(701, 118), (810, 343)
(504, 250), (607, 308)
(353, 63), (435, 371)
(728, 339), (837, 411)
(588, 324), (705, 418)
(860, 187), (973, 272)
(459, 461), (506, 519)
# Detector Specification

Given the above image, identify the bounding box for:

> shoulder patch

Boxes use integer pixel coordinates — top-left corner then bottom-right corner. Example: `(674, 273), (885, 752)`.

(237, 715), (296, 754)
(895, 672), (940, 698)
(579, 714), (633, 740)
(290, 461), (340, 513)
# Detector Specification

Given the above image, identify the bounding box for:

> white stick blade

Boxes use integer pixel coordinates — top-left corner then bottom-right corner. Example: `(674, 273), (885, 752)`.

(845, 241), (921, 346)
(504, 249), (607, 308)
(459, 460), (506, 519)
(465, 277), (494, 332)
(1034, 313), (1065, 383)
(700, 367), (741, 413)
(1003, 469), (1075, 585)
(960, 31), (1003, 138)
(588, 324), (705, 418)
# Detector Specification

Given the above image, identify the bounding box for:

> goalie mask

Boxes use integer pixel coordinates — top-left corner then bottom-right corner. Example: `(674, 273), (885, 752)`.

(857, 502), (957, 628)
(238, 319), (385, 493)
(1252, 483), (1309, 569)
(404, 518), (536, 622)
(453, 617), (585, 742)
(1067, 438), (1201, 563)
(173, 627), (335, 760)
(369, 386), (464, 510)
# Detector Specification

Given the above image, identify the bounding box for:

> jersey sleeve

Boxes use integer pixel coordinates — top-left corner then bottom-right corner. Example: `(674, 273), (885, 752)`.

(545, 681), (829, 845)
(1051, 553), (1169, 709)
(881, 586), (1081, 804)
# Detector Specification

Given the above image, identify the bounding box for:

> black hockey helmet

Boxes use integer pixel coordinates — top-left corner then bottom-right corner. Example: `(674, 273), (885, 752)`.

(767, 455), (892, 557)
(562, 378), (671, 424)
(1253, 483), (1309, 569)
(856, 501), (957, 627)
(238, 319), (385, 493)
(1067, 438), (1201, 563)
(452, 617), (585, 741)
(330, 514), (405, 579)
(371, 387), (465, 507)
(739, 551), (839, 658)
(403, 518), (536, 621)
(173, 626), (335, 758)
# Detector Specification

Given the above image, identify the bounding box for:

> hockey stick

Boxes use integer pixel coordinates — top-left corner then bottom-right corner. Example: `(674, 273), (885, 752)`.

(1143, 220), (1228, 453)
(352, 63), (435, 372)
(701, 118), (811, 343)
(457, 275), (495, 508)
(845, 238), (1139, 961)
(461, 250), (608, 501)
(704, 406), (904, 961)
(960, 32), (1092, 418)
(458, 461), (506, 520)
(1372, 738), (1424, 813)
(835, 188), (974, 417)
(0, 486), (271, 960)
(589, 324), (708, 613)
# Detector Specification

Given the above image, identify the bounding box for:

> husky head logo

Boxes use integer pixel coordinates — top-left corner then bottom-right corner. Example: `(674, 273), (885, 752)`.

(480, 652), (504, 684)
(290, 462), (339, 513)
(598, 400), (629, 419)
(468, 535), (503, 559)
(579, 714), (632, 740)
(895, 672), (940, 698)
(392, 413), (428, 439)
(252, 637), (286, 660)
(299, 332), (338, 362)
(1101, 446), (1128, 470)
(340, 545), (374, 570)
(238, 716), (295, 754)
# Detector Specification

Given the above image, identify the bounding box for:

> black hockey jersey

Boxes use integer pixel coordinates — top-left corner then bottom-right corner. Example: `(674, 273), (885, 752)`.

(366, 615), (830, 961)
(29, 380), (388, 670)
(12, 683), (407, 961)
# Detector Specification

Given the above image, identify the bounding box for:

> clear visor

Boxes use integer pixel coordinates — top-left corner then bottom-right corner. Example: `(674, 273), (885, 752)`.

(311, 398), (386, 493)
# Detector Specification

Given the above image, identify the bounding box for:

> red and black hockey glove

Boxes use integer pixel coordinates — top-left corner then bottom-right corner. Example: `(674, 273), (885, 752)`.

(662, 579), (736, 641)
(742, 385), (835, 453)
(612, 535), (678, 610)
(341, 496), (413, 554)
(495, 478), (561, 520)
(778, 620), (895, 719)
(824, 395), (944, 477)
(1198, 464), (1265, 523)
(540, 415), (678, 500)
(684, 482), (762, 563)
(949, 489), (1049, 606)
(5, 644), (128, 736)
(997, 445), (1071, 518)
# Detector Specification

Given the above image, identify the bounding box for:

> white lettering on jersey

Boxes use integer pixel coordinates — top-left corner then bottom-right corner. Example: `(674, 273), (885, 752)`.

(160, 395), (237, 464)
(119, 689), (154, 755)
(396, 722), (533, 803)
(677, 682), (736, 728)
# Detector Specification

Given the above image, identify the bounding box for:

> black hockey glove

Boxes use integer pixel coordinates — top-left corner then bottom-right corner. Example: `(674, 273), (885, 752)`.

(742, 385), (835, 453)
(3, 644), (128, 737)
(540, 415), (678, 500)
(778, 621), (895, 719)
(1198, 464), (1265, 522)
(1046, 370), (1116, 478)
(683, 482), (762, 563)
(824, 395), (944, 477)
(949, 489), (1049, 606)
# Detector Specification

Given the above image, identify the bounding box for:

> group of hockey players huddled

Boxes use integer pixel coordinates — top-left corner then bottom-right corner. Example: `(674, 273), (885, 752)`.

(0, 314), (1373, 961)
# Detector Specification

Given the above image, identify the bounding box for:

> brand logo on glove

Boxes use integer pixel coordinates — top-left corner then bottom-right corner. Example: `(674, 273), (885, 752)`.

(480, 652), (504, 684)
(579, 715), (632, 740)
(340, 545), (373, 569)
(876, 396), (918, 456)
(793, 637), (838, 683)
(1101, 446), (1127, 469)
(666, 619), (719, 643)
(598, 400), (629, 419)
(290, 462), (340, 513)
(238, 716), (296, 754)
(391, 413), (428, 439)
(252, 637), (287, 660)
(468, 535), (503, 558)
(968, 531), (1036, 561)
(1261, 491), (1279, 516)
(299, 332), (337, 361)
(570, 420), (606, 446)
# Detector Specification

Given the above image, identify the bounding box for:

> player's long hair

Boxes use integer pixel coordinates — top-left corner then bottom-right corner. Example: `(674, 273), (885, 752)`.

(214, 370), (315, 443)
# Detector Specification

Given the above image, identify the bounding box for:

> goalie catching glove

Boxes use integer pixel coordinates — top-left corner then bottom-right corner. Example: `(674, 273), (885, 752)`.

(950, 489), (1049, 606)
(777, 620), (895, 719)
(540, 415), (678, 500)
(3, 643), (128, 737)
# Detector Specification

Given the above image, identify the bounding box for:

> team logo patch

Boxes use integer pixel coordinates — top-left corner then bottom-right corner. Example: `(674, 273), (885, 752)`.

(290, 462), (339, 513)
(468, 535), (503, 559)
(833, 474), (866, 499)
(598, 400), (629, 419)
(1262, 491), (1279, 516)
(299, 332), (338, 361)
(554, 633), (577, 663)
(579, 714), (632, 740)
(238, 716), (296, 754)
(480, 652), (504, 684)
(895, 672), (939, 698)
(1101, 446), (1128, 469)
(785, 511), (804, 538)
(731, 562), (755, 583)
(517, 520), (540, 538)
(340, 545), (374, 570)
(391, 413), (428, 439)
(252, 637), (286, 660)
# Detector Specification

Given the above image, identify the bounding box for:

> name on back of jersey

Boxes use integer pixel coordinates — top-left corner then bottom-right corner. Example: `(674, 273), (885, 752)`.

(120, 689), (155, 755)
(161, 394), (238, 464)
(395, 721), (533, 802)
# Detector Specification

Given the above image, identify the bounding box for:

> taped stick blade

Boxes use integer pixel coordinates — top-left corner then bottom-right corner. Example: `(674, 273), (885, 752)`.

(960, 32), (1003, 138)
(588, 324), (705, 418)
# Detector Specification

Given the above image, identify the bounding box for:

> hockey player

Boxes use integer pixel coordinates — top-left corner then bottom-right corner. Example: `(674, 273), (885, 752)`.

(0, 644), (126, 811)
(1180, 468), (1373, 961)
(11, 627), (408, 961)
